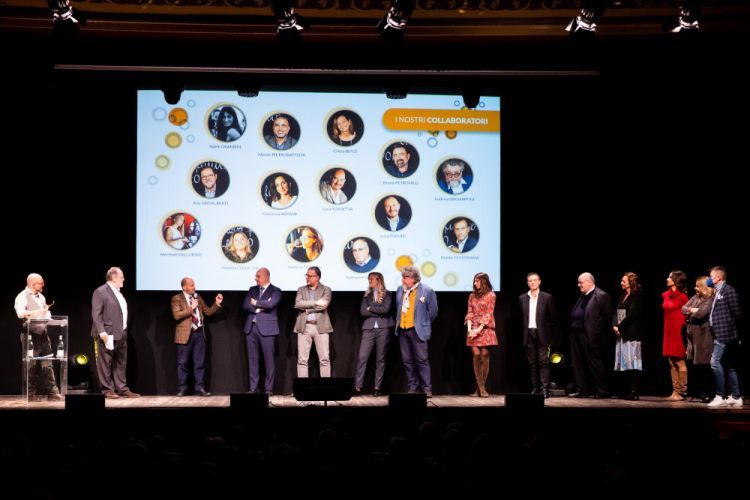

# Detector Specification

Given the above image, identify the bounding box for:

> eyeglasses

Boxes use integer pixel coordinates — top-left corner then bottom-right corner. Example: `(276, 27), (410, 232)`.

(201, 174), (216, 179)
(305, 274), (317, 278)
(444, 171), (462, 179)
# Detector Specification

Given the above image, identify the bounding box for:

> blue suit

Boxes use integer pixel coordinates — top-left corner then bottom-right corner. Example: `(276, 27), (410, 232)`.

(394, 282), (438, 392)
(243, 284), (282, 393)
(449, 235), (478, 253)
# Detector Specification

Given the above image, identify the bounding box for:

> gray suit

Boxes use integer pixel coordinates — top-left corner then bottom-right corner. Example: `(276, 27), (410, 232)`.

(91, 283), (131, 394)
(294, 284), (333, 377)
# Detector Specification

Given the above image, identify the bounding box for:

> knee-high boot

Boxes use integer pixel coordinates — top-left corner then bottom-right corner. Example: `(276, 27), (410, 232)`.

(472, 355), (483, 397)
(667, 362), (684, 400)
(480, 352), (490, 397)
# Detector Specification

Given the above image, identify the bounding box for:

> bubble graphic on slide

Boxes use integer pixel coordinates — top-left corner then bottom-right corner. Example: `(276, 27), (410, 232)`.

(165, 132), (182, 148)
(152, 108), (167, 121)
(187, 99), (196, 108)
(395, 255), (413, 271)
(155, 155), (170, 169)
(443, 273), (458, 287)
(148, 176), (158, 185)
(186, 135), (195, 143)
(421, 261), (437, 277)
(168, 108), (188, 126)
(445, 131), (458, 140)
(427, 130), (439, 137)
(427, 137), (438, 148)
(386, 248), (396, 256)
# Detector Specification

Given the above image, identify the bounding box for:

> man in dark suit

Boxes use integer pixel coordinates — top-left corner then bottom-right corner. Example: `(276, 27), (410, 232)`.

(377, 196), (409, 232)
(170, 277), (223, 396)
(707, 266), (743, 407)
(448, 218), (478, 253)
(519, 272), (558, 398)
(568, 272), (611, 398)
(394, 265), (438, 397)
(91, 267), (140, 399)
(243, 267), (282, 394)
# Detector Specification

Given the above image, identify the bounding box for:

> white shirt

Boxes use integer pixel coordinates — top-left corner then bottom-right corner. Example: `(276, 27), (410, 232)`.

(527, 291), (539, 329)
(108, 282), (128, 330)
(14, 288), (51, 320)
(387, 216), (400, 231)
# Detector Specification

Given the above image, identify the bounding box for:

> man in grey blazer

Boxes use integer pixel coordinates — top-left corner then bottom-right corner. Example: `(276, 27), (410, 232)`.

(394, 266), (438, 396)
(243, 267), (282, 394)
(519, 272), (558, 398)
(91, 267), (140, 399)
(294, 266), (333, 377)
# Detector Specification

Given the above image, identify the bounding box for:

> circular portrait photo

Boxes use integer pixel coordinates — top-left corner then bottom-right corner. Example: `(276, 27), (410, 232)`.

(375, 195), (412, 232)
(436, 158), (473, 195)
(191, 160), (230, 199)
(443, 216), (480, 254)
(382, 141), (420, 179)
(221, 226), (259, 264)
(319, 167), (356, 205)
(262, 112), (300, 150)
(207, 104), (247, 143)
(286, 226), (324, 262)
(343, 237), (380, 273)
(326, 110), (364, 147)
(261, 172), (299, 210)
(162, 212), (201, 250)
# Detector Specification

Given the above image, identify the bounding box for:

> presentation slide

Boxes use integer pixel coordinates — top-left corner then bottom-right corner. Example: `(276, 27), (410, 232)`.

(136, 90), (501, 292)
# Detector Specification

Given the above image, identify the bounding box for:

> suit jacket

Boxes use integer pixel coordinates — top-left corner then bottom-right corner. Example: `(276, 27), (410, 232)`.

(361, 290), (394, 330)
(519, 290), (557, 347)
(450, 235), (478, 253)
(171, 293), (222, 344)
(710, 282), (742, 343)
(243, 284), (282, 335)
(378, 215), (409, 232)
(613, 291), (643, 342)
(294, 284), (333, 334)
(90, 283), (127, 340)
(394, 282), (438, 342)
(574, 287), (612, 349)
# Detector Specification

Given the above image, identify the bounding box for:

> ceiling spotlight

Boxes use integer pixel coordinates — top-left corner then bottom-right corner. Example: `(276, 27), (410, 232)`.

(272, 0), (304, 41)
(384, 83), (409, 100)
(161, 83), (184, 105)
(49, 0), (82, 31)
(461, 89), (480, 109)
(377, 0), (416, 41)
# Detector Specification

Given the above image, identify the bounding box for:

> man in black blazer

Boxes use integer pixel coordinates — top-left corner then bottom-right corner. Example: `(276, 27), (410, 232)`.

(519, 273), (558, 398)
(91, 267), (140, 399)
(568, 272), (611, 398)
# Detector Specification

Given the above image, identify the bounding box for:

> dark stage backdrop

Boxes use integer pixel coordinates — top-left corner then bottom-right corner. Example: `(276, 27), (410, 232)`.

(2, 70), (748, 396)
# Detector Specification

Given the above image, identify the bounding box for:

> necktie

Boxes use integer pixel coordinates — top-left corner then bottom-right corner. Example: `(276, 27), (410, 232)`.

(259, 287), (265, 299)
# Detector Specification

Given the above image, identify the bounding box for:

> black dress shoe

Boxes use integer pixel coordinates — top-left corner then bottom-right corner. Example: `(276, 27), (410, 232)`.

(373, 389), (381, 397)
(568, 391), (587, 398)
(353, 387), (362, 396)
(624, 392), (640, 401)
(176, 390), (186, 397)
(195, 389), (211, 397)
(543, 389), (551, 399)
(247, 389), (260, 394)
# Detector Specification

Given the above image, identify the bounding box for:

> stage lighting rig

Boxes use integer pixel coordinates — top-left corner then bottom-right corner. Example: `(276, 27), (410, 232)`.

(377, 0), (416, 41)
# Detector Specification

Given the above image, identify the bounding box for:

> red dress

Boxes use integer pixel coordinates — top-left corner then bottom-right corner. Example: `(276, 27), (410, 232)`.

(662, 289), (689, 358)
(465, 292), (498, 347)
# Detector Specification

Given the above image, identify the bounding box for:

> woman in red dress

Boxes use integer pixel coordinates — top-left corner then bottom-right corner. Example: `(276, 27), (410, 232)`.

(662, 270), (689, 401)
(465, 272), (498, 397)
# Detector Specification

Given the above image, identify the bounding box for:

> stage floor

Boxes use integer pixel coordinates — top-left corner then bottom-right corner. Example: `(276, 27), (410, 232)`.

(1, 394), (747, 411)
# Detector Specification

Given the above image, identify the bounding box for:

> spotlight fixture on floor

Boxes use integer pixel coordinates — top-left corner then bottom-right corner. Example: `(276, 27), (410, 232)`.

(377, 0), (416, 41)
(68, 353), (92, 393)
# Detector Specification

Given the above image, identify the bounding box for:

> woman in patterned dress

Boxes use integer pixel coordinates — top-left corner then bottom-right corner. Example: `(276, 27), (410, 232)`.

(465, 272), (498, 397)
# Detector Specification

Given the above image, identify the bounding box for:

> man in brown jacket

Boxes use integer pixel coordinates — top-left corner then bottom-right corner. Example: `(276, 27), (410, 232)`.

(171, 277), (223, 396)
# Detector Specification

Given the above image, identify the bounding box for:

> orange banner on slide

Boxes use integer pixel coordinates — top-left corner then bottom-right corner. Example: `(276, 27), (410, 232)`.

(382, 109), (500, 132)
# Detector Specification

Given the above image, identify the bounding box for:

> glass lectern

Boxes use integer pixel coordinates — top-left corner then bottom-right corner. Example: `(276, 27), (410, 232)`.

(22, 315), (68, 403)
